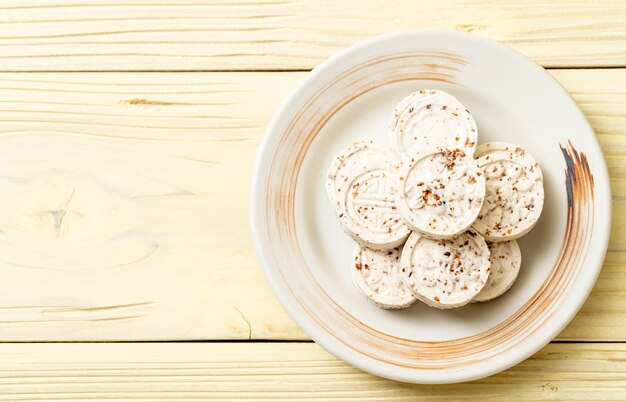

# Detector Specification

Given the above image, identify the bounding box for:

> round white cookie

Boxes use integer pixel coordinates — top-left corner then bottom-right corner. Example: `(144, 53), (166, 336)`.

(326, 140), (392, 207)
(474, 240), (522, 302)
(396, 148), (485, 239)
(473, 142), (544, 241)
(352, 244), (416, 309)
(388, 89), (478, 159)
(400, 231), (490, 309)
(336, 161), (411, 250)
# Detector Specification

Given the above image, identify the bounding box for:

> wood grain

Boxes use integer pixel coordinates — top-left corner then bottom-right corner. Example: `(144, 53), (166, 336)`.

(1, 0), (626, 71)
(0, 342), (625, 400)
(0, 69), (623, 341)
(0, 72), (305, 341)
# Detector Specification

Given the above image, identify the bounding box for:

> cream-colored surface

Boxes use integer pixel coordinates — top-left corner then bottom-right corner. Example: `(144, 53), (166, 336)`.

(1, 1), (625, 397)
(0, 72), (305, 341)
(1, 0), (625, 70)
(1, 343), (626, 400)
(0, 70), (623, 341)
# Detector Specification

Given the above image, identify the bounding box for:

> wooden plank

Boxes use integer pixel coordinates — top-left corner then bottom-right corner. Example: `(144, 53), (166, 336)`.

(0, 342), (625, 400)
(0, 69), (623, 341)
(0, 72), (306, 341)
(1, 0), (626, 71)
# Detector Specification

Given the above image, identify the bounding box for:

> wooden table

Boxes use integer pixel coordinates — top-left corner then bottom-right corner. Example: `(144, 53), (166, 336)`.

(1, 1), (625, 400)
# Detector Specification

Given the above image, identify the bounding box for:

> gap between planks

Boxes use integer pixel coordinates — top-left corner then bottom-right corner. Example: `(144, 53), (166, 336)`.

(0, 339), (625, 344)
(4, 66), (626, 73)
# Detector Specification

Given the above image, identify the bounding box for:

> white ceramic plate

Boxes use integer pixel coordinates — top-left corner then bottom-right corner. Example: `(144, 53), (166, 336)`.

(250, 30), (611, 384)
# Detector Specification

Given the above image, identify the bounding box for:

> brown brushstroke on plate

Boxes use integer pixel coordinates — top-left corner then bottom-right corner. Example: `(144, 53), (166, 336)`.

(264, 52), (595, 369)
